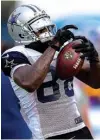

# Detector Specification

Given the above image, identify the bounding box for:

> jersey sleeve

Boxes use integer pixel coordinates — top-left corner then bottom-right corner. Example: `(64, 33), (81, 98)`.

(1, 51), (31, 77)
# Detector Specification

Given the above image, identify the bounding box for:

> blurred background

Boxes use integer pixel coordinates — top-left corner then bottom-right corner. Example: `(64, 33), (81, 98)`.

(1, 0), (100, 139)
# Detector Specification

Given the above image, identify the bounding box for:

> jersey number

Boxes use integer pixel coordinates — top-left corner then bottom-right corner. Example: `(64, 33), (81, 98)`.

(37, 69), (74, 103)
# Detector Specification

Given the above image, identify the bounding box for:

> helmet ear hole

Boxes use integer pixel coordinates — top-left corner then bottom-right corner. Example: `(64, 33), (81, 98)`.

(19, 34), (24, 38)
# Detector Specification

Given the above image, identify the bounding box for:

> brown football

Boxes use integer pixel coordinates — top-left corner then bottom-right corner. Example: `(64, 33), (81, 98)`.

(56, 40), (84, 80)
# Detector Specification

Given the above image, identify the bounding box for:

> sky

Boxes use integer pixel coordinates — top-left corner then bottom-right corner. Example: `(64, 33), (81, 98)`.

(17, 0), (100, 20)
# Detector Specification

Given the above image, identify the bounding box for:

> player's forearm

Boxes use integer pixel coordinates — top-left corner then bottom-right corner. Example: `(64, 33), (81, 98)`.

(89, 61), (100, 88)
(14, 47), (56, 92)
(76, 60), (100, 89)
(29, 47), (56, 90)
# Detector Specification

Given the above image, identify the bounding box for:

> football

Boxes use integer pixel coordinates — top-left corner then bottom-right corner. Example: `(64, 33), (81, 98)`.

(56, 40), (84, 80)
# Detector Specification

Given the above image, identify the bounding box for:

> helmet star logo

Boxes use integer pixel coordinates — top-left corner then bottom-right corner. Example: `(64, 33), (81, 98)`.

(5, 59), (17, 69)
(9, 13), (21, 25)
(9, 13), (21, 31)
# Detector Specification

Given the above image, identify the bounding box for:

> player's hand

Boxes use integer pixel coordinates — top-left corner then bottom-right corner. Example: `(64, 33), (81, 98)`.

(73, 36), (99, 63)
(53, 24), (78, 46)
(49, 25), (78, 51)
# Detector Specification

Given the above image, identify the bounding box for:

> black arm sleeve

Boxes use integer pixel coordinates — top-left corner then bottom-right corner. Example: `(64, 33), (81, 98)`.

(1, 51), (31, 77)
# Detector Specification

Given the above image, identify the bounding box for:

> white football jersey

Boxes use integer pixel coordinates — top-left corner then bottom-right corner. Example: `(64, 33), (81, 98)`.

(1, 45), (85, 139)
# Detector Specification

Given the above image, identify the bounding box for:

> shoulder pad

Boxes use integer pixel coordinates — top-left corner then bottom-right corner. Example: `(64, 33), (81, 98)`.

(1, 47), (31, 77)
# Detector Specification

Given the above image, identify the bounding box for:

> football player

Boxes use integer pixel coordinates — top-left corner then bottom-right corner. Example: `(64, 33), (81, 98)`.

(1, 4), (100, 139)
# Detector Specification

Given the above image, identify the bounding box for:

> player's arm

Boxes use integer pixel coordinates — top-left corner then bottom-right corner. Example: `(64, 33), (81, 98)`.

(73, 36), (100, 88)
(13, 47), (57, 92)
(76, 60), (100, 88)
(1, 46), (58, 93)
